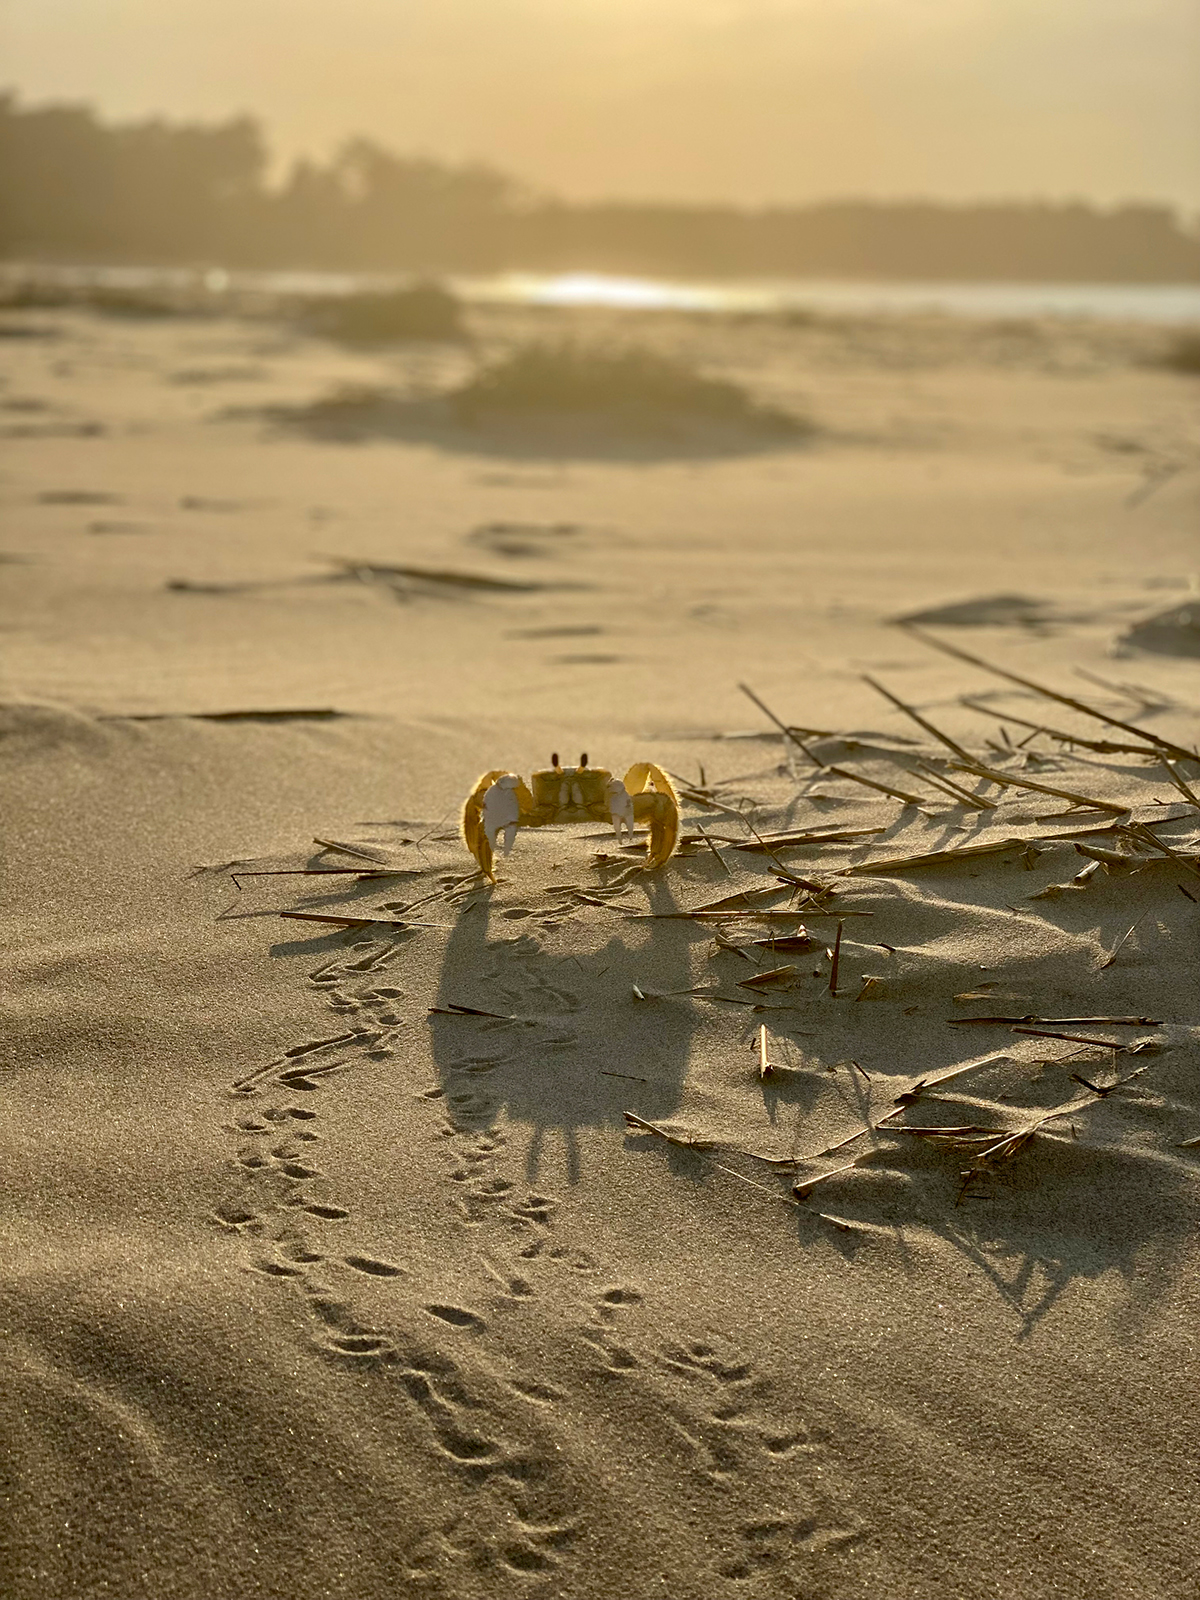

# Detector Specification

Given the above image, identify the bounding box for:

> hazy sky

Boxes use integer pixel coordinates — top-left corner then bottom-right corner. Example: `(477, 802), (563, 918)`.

(3, 0), (1198, 207)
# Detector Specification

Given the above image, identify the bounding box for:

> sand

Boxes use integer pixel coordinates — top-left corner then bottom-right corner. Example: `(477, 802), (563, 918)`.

(2, 298), (1199, 1600)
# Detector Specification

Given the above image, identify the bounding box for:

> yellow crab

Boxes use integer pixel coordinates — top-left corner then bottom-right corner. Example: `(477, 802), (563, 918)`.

(462, 753), (680, 880)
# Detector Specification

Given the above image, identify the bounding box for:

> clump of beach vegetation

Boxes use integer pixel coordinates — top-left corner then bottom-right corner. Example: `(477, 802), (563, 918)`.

(447, 339), (809, 437)
(1157, 332), (1200, 374)
(300, 281), (465, 345)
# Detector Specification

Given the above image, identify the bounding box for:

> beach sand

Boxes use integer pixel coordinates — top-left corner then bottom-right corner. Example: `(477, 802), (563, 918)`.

(2, 299), (1199, 1599)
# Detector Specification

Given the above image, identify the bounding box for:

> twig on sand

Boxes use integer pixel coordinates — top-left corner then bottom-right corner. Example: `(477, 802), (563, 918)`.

(623, 1113), (708, 1153)
(888, 1066), (1150, 1201)
(905, 627), (1200, 763)
(738, 682), (821, 763)
(808, 1127), (873, 1159)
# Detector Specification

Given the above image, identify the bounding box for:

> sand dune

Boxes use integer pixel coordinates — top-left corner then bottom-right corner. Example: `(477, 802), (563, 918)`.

(2, 299), (1198, 1599)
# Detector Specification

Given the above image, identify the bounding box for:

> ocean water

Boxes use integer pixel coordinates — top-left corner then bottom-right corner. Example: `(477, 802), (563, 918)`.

(9, 261), (1200, 325)
(455, 271), (1200, 325)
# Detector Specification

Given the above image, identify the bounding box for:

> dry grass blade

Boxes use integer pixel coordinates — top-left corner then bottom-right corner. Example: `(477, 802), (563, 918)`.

(828, 920), (844, 997)
(1072, 841), (1141, 871)
(889, 1124), (1010, 1145)
(913, 761), (999, 810)
(819, 764), (928, 806)
(907, 626), (1199, 763)
(313, 837), (391, 862)
(884, 1051), (1010, 1105)
(698, 829), (732, 875)
(231, 867), (409, 887)
(750, 932), (815, 951)
(844, 836), (1038, 875)
(1121, 822), (1200, 878)
(738, 965), (800, 991)
(952, 759), (1127, 815)
(625, 1113), (832, 1215)
(862, 673), (973, 761)
(736, 826), (887, 851)
(623, 1111), (714, 1150)
(1010, 1026), (1143, 1049)
(960, 698), (1159, 757)
(949, 1014), (1159, 1026)
(1161, 761), (1200, 807)
(758, 1024), (773, 1080)
(738, 681), (820, 763)
(792, 1160), (861, 1199)
(738, 682), (926, 804)
(428, 1002), (517, 1019)
(1099, 912), (1150, 969)
(279, 910), (452, 928)
(1067, 1065), (1148, 1097)
(693, 885), (790, 912)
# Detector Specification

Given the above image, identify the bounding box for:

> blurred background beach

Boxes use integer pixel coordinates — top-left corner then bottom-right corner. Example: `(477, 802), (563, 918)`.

(2, 7), (1199, 1600)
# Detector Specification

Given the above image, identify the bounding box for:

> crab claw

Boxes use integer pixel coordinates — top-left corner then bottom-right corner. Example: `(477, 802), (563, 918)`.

(606, 776), (635, 843)
(462, 770), (510, 880)
(623, 762), (681, 869)
(462, 770), (535, 880)
(483, 774), (522, 855)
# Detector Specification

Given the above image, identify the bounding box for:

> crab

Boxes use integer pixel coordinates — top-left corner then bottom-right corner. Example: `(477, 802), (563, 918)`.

(462, 753), (680, 880)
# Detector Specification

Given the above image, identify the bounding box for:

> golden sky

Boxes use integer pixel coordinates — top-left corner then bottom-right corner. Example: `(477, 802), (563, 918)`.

(4, 0), (1198, 206)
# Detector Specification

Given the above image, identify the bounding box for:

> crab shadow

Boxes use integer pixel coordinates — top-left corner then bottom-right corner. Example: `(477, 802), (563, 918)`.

(430, 873), (700, 1182)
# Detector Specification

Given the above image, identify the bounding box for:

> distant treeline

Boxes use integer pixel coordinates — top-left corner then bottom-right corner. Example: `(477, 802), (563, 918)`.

(3, 95), (1198, 283)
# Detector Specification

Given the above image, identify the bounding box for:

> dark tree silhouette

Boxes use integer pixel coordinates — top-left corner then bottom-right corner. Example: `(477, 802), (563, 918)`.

(1, 95), (1197, 282)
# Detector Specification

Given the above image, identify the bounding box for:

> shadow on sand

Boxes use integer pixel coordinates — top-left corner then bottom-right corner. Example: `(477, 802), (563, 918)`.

(237, 388), (815, 463)
(429, 874), (702, 1182)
